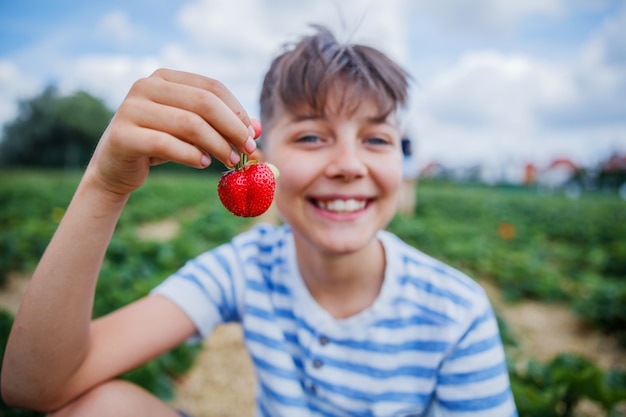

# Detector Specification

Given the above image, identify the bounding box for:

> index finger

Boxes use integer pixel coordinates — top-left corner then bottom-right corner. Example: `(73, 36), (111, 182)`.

(152, 68), (251, 128)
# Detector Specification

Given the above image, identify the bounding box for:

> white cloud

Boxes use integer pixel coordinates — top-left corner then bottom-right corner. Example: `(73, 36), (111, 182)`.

(177, 0), (410, 62)
(177, 0), (274, 54)
(555, 6), (626, 126)
(96, 10), (145, 45)
(1, 0), (623, 171)
(169, 0), (412, 112)
(0, 60), (42, 128)
(413, 68), (623, 168)
(0, 0), (414, 128)
(418, 51), (573, 131)
(409, 0), (565, 35)
(405, 3), (626, 169)
(55, 55), (163, 111)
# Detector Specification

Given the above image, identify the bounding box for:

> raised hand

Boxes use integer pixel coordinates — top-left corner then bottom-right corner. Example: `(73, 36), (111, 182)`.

(88, 68), (257, 196)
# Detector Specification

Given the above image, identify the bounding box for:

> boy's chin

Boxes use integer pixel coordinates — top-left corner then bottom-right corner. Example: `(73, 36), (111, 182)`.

(307, 229), (380, 256)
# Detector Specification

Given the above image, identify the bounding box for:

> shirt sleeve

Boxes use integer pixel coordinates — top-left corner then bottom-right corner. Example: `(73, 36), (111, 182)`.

(433, 298), (518, 417)
(151, 243), (244, 342)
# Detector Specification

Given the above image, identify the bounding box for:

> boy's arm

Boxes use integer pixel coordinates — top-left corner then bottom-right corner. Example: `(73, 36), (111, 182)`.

(1, 174), (194, 411)
(1, 68), (255, 411)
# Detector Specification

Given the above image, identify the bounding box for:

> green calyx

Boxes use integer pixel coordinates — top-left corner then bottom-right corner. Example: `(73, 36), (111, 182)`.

(230, 152), (257, 171)
(229, 150), (279, 179)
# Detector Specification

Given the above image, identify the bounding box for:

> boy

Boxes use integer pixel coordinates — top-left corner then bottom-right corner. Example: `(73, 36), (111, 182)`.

(2, 26), (517, 416)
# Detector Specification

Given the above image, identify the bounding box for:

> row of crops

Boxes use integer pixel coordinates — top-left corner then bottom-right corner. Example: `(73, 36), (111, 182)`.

(1, 170), (625, 416)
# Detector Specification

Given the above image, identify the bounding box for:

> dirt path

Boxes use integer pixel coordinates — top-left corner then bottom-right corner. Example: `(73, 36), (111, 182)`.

(481, 280), (626, 370)
(0, 272), (31, 314)
(171, 323), (255, 417)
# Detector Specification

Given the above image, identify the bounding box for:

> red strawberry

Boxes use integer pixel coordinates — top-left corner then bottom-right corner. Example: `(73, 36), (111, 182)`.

(218, 160), (278, 217)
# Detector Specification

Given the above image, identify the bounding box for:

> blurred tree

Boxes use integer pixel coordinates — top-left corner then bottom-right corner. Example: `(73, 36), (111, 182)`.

(0, 85), (113, 170)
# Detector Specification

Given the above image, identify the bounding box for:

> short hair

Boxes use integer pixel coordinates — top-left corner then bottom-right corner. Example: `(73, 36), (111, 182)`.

(259, 25), (410, 133)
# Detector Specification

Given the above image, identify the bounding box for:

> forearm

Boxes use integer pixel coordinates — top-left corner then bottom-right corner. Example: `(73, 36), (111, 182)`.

(1, 168), (129, 406)
(1, 69), (256, 409)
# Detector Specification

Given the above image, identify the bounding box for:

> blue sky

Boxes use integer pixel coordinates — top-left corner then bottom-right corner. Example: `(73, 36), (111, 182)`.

(1, 0), (625, 177)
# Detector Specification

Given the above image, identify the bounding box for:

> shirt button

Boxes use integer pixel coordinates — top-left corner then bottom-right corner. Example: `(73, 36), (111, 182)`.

(319, 335), (329, 345)
(308, 383), (317, 394)
(313, 359), (323, 369)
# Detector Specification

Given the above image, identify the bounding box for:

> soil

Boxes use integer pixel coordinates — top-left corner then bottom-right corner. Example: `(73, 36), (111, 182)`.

(171, 323), (255, 417)
(136, 218), (180, 242)
(0, 272), (31, 314)
(481, 280), (626, 370)
(1, 210), (624, 416)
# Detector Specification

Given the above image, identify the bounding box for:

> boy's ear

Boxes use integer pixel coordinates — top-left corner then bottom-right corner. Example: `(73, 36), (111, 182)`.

(249, 147), (266, 163)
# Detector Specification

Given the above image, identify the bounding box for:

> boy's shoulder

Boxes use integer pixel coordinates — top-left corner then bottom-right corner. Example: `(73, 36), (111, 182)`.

(381, 230), (481, 288)
(379, 230), (489, 320)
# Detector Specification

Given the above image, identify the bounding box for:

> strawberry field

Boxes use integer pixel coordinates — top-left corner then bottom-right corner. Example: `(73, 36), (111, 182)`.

(1, 170), (625, 416)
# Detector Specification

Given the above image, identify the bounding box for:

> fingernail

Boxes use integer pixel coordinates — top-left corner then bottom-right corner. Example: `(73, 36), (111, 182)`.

(245, 137), (257, 153)
(248, 125), (256, 138)
(201, 154), (211, 167)
(230, 150), (240, 165)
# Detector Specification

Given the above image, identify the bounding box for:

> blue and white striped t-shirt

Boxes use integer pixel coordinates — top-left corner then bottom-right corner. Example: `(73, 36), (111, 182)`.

(153, 224), (517, 417)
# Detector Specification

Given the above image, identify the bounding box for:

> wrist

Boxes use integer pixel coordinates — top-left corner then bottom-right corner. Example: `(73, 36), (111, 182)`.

(76, 167), (131, 215)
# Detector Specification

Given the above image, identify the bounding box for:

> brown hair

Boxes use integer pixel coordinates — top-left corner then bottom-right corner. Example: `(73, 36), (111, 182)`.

(259, 25), (410, 133)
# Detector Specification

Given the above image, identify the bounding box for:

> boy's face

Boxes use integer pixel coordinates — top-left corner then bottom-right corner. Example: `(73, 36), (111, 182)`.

(263, 97), (403, 256)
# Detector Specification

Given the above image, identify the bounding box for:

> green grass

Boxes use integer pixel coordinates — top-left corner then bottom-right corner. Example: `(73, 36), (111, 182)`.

(1, 171), (625, 416)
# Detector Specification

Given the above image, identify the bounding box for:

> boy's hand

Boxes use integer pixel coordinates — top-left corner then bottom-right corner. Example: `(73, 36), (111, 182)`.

(87, 68), (256, 196)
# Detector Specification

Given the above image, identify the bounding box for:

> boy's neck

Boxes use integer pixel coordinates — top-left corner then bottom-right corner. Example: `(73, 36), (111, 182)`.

(294, 237), (386, 319)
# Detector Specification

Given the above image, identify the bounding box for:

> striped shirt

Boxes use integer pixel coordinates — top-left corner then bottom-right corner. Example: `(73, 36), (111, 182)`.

(153, 224), (517, 417)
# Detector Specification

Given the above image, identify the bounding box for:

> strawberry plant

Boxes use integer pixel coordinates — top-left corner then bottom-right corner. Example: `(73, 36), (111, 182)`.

(510, 353), (626, 416)
(2, 172), (626, 414)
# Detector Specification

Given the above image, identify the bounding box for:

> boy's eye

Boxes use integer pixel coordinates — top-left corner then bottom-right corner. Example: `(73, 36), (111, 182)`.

(366, 137), (390, 145)
(296, 135), (321, 143)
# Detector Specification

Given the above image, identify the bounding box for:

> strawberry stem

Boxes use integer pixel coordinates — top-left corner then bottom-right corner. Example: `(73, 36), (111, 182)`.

(239, 152), (248, 170)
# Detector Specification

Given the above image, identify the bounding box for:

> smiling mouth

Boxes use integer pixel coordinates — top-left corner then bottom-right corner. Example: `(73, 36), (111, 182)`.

(312, 198), (369, 213)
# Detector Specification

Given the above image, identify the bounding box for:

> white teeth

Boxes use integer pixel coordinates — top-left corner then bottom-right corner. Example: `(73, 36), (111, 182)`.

(318, 199), (366, 213)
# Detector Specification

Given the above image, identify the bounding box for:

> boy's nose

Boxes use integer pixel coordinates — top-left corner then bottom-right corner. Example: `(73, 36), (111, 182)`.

(325, 141), (367, 180)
